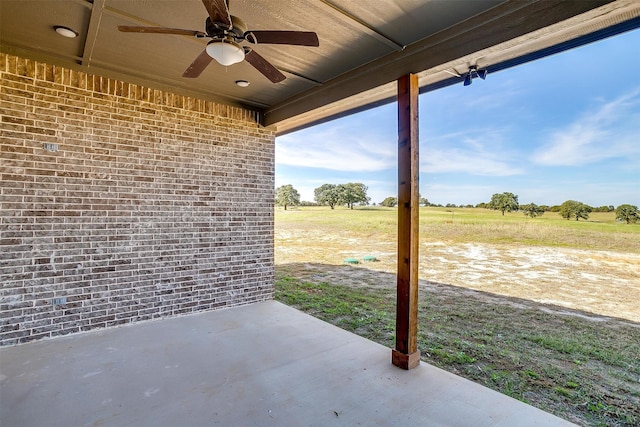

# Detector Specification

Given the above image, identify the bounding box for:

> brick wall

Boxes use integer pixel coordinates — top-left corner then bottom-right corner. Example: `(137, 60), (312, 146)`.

(0, 53), (275, 346)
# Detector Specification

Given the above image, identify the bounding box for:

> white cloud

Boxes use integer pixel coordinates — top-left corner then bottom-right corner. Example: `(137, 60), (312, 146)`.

(421, 128), (524, 176)
(421, 148), (524, 176)
(276, 125), (395, 172)
(278, 121), (524, 177)
(533, 88), (640, 166)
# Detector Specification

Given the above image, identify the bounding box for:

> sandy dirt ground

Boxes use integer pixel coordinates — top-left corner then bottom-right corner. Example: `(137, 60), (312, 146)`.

(276, 229), (640, 323)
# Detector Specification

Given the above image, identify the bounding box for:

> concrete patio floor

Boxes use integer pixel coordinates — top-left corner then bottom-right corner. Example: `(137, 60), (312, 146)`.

(0, 301), (575, 426)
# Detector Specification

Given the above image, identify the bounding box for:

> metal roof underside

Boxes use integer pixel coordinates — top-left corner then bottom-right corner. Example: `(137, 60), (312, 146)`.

(1, 0), (639, 135)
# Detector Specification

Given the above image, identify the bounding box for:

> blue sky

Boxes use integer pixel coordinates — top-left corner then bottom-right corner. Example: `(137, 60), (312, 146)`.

(275, 29), (640, 207)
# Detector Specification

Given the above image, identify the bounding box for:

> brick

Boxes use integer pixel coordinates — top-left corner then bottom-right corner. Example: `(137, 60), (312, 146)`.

(0, 53), (274, 346)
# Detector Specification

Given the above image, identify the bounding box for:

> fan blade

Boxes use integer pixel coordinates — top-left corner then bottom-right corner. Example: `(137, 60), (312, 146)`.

(182, 50), (214, 78)
(244, 50), (286, 83)
(118, 26), (205, 37)
(248, 31), (319, 47)
(202, 0), (231, 28)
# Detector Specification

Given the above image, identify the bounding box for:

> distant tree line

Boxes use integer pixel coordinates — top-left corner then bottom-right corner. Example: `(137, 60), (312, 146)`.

(277, 184), (638, 223)
(378, 190), (637, 223)
(380, 194), (429, 208)
(479, 192), (638, 223)
(275, 183), (371, 210)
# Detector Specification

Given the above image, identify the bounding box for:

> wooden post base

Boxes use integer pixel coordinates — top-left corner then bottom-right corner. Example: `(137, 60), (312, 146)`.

(392, 349), (421, 370)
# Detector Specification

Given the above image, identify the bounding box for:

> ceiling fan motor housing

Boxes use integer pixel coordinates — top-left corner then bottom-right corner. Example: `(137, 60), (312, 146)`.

(206, 16), (247, 40)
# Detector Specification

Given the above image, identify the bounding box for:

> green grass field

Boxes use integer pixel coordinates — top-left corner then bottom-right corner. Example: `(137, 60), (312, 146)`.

(276, 206), (640, 253)
(274, 206), (640, 427)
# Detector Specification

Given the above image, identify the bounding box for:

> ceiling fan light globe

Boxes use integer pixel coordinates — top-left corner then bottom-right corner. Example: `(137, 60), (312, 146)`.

(206, 41), (245, 66)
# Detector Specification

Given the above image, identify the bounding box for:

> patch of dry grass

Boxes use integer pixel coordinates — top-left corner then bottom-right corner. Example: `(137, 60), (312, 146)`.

(276, 208), (640, 322)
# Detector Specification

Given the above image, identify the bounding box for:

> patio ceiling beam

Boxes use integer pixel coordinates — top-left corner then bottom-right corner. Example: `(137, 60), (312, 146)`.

(81, 0), (105, 66)
(264, 0), (613, 131)
(392, 73), (420, 370)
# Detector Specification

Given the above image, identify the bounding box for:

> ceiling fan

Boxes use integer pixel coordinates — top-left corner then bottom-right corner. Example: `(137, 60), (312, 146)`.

(118, 0), (319, 83)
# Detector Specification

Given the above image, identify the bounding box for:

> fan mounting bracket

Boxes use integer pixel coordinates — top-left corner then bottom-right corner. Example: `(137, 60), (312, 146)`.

(205, 16), (247, 40)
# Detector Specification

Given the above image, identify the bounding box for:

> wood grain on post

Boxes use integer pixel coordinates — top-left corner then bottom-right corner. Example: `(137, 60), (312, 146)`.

(392, 73), (420, 370)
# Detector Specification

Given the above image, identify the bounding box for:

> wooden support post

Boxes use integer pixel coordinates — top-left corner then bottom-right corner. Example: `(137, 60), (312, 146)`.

(392, 73), (420, 370)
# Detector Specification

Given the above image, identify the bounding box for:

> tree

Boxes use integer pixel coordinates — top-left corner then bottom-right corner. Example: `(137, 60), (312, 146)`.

(338, 183), (369, 209)
(594, 205), (615, 213)
(275, 184), (300, 210)
(314, 184), (341, 209)
(615, 204), (639, 224)
(488, 192), (519, 215)
(521, 203), (545, 218)
(559, 200), (592, 221)
(381, 196), (397, 207)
